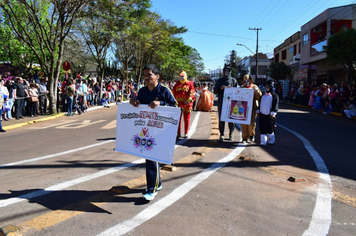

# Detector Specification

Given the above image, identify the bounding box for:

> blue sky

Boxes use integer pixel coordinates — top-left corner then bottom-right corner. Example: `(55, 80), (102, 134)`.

(150, 0), (355, 73)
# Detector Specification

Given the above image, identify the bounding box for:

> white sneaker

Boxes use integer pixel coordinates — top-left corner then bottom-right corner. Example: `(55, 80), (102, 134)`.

(143, 192), (157, 201)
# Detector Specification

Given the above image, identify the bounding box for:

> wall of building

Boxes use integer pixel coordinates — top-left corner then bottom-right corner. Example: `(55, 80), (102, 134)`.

(274, 31), (301, 66)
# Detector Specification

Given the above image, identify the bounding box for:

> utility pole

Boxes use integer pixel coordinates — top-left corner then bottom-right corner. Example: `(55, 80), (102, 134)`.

(249, 27), (262, 82)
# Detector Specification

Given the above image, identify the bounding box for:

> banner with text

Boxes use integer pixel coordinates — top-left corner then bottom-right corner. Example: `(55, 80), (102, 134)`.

(115, 103), (181, 164)
(220, 87), (254, 125)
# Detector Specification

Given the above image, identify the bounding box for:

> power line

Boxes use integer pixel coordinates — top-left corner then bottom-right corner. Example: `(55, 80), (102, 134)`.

(268, 0), (355, 48)
(257, 0), (286, 29)
(187, 31), (253, 41)
(240, 0), (275, 39)
(187, 30), (280, 43)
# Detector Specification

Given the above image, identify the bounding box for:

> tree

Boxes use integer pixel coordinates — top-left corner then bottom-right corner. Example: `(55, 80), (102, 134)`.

(0, 18), (37, 76)
(0, 0), (88, 114)
(324, 28), (356, 83)
(113, 13), (202, 83)
(186, 48), (204, 78)
(226, 50), (242, 78)
(78, 0), (150, 99)
(267, 61), (292, 82)
(62, 36), (95, 76)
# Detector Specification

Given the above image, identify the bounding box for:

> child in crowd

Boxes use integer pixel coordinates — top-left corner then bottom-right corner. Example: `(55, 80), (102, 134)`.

(73, 98), (83, 115)
(100, 94), (110, 108)
(344, 102), (356, 119)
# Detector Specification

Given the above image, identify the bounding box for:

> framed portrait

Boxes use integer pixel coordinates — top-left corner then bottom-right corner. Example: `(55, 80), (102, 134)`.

(220, 87), (254, 125)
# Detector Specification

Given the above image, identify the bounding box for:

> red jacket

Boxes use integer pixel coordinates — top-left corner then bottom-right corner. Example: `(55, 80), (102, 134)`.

(172, 81), (195, 113)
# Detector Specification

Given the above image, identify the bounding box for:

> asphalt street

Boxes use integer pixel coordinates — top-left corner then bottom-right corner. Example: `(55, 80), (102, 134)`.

(0, 101), (355, 236)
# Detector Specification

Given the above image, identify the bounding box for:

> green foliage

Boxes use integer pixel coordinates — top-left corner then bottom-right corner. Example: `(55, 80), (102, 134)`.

(0, 3), (44, 75)
(113, 11), (203, 82)
(267, 61), (292, 82)
(0, 0), (88, 114)
(78, 0), (150, 73)
(0, 0), (206, 111)
(324, 28), (356, 83)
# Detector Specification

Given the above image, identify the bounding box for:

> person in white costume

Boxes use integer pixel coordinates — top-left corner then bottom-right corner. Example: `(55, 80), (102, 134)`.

(257, 80), (279, 146)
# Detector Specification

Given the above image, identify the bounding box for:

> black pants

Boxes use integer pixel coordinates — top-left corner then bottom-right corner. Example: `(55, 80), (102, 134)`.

(39, 95), (47, 115)
(259, 114), (275, 134)
(146, 160), (161, 193)
(218, 103), (235, 136)
(29, 101), (38, 116)
(14, 98), (24, 118)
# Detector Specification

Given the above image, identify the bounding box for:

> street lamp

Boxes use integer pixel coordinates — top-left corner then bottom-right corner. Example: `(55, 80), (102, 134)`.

(236, 43), (254, 55)
(237, 43), (256, 79)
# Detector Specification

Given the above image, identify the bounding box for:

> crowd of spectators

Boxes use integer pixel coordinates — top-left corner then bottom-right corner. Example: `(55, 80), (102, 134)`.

(284, 81), (356, 119)
(58, 73), (145, 115)
(0, 71), (144, 122)
(0, 73), (49, 121)
(2, 70), (355, 126)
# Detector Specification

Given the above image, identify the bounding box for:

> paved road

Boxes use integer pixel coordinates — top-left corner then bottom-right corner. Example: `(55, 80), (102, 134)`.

(0, 102), (355, 236)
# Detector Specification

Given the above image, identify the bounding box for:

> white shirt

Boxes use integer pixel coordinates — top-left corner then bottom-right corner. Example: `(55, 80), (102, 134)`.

(260, 94), (273, 115)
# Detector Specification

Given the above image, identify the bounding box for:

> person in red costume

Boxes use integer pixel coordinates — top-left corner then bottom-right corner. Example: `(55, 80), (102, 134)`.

(173, 70), (196, 139)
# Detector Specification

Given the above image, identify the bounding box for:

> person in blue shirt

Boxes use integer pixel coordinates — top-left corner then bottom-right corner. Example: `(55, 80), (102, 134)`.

(130, 64), (177, 201)
(100, 94), (110, 108)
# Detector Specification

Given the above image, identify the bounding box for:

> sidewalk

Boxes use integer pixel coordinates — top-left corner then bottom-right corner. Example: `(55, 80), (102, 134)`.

(285, 102), (356, 120)
(2, 104), (114, 131)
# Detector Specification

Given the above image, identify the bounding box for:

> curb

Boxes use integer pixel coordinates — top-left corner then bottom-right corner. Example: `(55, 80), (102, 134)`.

(2, 102), (121, 131)
(3, 113), (65, 130)
(285, 102), (355, 120)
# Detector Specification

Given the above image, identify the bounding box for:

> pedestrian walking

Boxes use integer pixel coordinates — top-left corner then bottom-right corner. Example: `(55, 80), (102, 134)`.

(257, 80), (279, 146)
(129, 64), (177, 201)
(214, 64), (238, 141)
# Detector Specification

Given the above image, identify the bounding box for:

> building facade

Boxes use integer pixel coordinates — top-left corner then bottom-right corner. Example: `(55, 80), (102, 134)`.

(300, 4), (356, 85)
(236, 53), (271, 85)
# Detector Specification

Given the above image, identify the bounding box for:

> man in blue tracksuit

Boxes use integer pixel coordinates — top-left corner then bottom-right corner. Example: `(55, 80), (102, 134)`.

(130, 64), (177, 201)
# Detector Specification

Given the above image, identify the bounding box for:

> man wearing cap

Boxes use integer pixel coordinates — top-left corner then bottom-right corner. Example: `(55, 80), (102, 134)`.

(214, 64), (238, 141)
(257, 80), (279, 146)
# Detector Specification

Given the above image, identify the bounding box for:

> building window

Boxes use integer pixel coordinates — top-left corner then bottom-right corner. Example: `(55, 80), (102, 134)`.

(294, 44), (297, 56)
(302, 33), (308, 45)
(311, 40), (327, 56)
(275, 53), (279, 62)
(282, 50), (286, 60)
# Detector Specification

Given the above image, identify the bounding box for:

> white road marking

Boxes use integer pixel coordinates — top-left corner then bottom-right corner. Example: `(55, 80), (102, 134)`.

(99, 119), (333, 236)
(0, 140), (115, 169)
(29, 120), (78, 129)
(0, 159), (144, 208)
(98, 143), (246, 236)
(56, 120), (106, 129)
(101, 120), (117, 129)
(0, 113), (201, 208)
(175, 111), (201, 146)
(277, 123), (332, 236)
